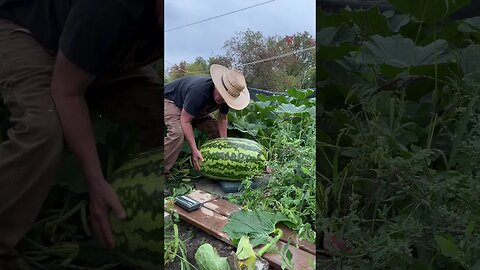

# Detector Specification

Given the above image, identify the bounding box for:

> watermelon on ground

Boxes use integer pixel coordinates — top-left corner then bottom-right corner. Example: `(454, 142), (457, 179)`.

(199, 138), (267, 181)
(109, 147), (164, 270)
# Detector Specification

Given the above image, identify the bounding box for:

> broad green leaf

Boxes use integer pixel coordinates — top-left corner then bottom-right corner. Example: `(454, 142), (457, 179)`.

(318, 43), (359, 60)
(383, 11), (411, 32)
(317, 9), (350, 29)
(342, 6), (393, 38)
(321, 60), (363, 89)
(434, 235), (459, 259)
(354, 34), (454, 68)
(286, 88), (314, 100)
(224, 210), (289, 247)
(280, 243), (294, 270)
(472, 259), (480, 270)
(194, 243), (230, 270)
(317, 25), (356, 46)
(275, 104), (307, 115)
(458, 17), (480, 33)
(388, 0), (470, 23)
(460, 44), (480, 75)
(256, 94), (289, 104)
(236, 236), (256, 270)
(236, 236), (255, 260)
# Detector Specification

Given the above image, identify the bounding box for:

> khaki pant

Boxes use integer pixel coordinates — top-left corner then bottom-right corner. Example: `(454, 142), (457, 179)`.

(0, 18), (163, 269)
(164, 99), (219, 172)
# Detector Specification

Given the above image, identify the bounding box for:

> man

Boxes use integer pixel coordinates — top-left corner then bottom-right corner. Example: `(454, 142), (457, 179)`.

(164, 64), (250, 174)
(0, 0), (163, 268)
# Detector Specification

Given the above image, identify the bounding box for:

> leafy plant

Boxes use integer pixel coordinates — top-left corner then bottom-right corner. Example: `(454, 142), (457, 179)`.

(223, 209), (290, 269)
(195, 243), (230, 270)
(318, 0), (480, 269)
(226, 88), (316, 242)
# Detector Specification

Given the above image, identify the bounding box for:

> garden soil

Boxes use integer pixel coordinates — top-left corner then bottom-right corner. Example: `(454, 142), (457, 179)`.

(165, 220), (235, 269)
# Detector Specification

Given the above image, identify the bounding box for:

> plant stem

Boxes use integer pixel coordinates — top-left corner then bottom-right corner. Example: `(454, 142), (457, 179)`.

(256, 228), (283, 257)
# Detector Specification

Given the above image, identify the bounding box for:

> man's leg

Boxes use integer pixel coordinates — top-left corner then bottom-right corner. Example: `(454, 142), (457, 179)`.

(0, 19), (64, 268)
(85, 66), (163, 151)
(163, 99), (184, 173)
(192, 114), (220, 139)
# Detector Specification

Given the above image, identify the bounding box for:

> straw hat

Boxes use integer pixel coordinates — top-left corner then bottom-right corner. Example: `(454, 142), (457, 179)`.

(210, 64), (250, 110)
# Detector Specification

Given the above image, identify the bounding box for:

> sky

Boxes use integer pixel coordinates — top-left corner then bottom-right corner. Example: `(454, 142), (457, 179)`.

(164, 0), (316, 72)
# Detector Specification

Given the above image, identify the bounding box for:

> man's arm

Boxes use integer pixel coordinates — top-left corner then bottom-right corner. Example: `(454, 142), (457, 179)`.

(180, 109), (203, 170)
(50, 50), (125, 249)
(217, 113), (228, 138)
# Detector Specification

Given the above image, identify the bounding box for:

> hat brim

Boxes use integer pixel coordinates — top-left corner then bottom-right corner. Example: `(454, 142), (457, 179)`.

(210, 64), (250, 110)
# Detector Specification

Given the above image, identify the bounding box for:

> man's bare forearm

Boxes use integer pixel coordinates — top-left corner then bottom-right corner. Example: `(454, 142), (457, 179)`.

(217, 114), (228, 138)
(180, 120), (197, 151)
(53, 94), (104, 188)
(51, 50), (102, 189)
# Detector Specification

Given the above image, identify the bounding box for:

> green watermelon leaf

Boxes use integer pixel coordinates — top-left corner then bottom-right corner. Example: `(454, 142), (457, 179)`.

(275, 104), (307, 115)
(342, 6), (393, 38)
(434, 235), (459, 259)
(472, 259), (480, 270)
(223, 209), (289, 247)
(236, 236), (256, 270)
(460, 44), (480, 76)
(388, 0), (470, 23)
(317, 25), (356, 46)
(194, 243), (230, 270)
(354, 34), (454, 68)
(236, 236), (255, 260)
(286, 88), (314, 100)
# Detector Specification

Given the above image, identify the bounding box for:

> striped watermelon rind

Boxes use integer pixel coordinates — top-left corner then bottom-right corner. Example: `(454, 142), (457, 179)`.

(109, 147), (164, 270)
(199, 138), (267, 181)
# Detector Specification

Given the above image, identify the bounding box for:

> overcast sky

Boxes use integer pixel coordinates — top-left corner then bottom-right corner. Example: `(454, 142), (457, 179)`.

(164, 0), (315, 72)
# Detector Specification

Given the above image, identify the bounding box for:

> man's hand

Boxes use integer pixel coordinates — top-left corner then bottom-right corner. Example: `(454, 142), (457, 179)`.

(89, 179), (126, 249)
(192, 148), (204, 171)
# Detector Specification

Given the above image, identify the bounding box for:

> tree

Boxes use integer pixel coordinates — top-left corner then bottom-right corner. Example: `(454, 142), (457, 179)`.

(207, 55), (232, 69)
(166, 30), (315, 91)
(223, 29), (315, 91)
(167, 61), (188, 82)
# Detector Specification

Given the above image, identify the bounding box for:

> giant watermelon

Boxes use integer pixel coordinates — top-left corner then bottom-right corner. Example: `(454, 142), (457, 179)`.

(109, 147), (164, 270)
(199, 138), (267, 181)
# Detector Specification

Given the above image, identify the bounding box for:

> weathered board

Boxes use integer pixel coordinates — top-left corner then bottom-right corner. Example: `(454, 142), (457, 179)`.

(165, 190), (316, 270)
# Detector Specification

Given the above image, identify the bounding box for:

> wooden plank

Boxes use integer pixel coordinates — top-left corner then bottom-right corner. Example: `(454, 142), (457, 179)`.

(203, 198), (241, 216)
(201, 198), (316, 255)
(166, 191), (316, 270)
(187, 189), (218, 203)
(171, 203), (232, 245)
(277, 224), (316, 255)
(256, 241), (315, 270)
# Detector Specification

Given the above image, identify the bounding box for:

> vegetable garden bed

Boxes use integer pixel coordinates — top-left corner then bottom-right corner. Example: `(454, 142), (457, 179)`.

(164, 88), (317, 269)
(165, 190), (315, 269)
(318, 1), (480, 269)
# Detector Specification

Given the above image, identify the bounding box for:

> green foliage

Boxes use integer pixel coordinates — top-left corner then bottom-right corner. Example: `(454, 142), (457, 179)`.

(194, 243), (230, 270)
(318, 1), (480, 269)
(224, 30), (315, 91)
(227, 88), (316, 242)
(389, 0), (470, 23)
(224, 209), (289, 247)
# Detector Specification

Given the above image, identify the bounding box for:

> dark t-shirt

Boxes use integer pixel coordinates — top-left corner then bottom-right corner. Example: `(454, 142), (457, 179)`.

(0, 0), (162, 75)
(164, 76), (230, 116)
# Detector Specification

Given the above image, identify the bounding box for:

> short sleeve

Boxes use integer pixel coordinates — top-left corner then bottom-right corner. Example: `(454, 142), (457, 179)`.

(59, 0), (132, 75)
